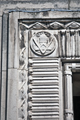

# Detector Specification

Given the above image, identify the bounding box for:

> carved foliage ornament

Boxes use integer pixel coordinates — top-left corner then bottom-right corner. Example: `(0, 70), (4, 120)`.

(30, 31), (56, 56)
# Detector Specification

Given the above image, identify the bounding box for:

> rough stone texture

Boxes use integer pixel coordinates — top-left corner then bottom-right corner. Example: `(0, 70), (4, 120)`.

(0, 0), (79, 14)
(0, 16), (1, 74)
(1, 13), (8, 120)
(0, 0), (68, 3)
(0, 0), (80, 16)
(7, 69), (19, 120)
(0, 2), (68, 16)
(70, 0), (80, 9)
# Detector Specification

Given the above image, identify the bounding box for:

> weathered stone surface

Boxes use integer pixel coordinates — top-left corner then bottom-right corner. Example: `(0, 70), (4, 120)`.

(0, 0), (68, 3)
(70, 0), (80, 9)
(7, 69), (19, 120)
(2, 13), (8, 70)
(1, 72), (6, 120)
(8, 12), (19, 69)
(0, 16), (2, 91)
(1, 0), (80, 120)
(0, 1), (68, 16)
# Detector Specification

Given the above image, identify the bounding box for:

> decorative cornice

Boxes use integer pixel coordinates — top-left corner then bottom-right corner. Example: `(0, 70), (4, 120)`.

(20, 22), (47, 30)
(20, 21), (80, 30)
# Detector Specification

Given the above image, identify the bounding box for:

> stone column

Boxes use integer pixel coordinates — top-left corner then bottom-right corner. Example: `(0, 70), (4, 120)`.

(64, 65), (73, 120)
(61, 30), (66, 57)
(70, 30), (75, 57)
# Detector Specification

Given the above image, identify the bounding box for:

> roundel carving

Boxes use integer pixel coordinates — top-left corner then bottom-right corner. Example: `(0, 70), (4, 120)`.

(30, 31), (57, 56)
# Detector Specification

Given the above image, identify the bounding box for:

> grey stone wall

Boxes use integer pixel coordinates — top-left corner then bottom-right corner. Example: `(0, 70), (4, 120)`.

(0, 0), (79, 16)
(0, 0), (80, 12)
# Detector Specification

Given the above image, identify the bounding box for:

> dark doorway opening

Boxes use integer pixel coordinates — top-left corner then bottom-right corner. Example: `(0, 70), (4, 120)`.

(73, 73), (80, 120)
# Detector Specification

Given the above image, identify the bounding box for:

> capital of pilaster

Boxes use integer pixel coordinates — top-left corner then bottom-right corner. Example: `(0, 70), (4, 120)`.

(65, 109), (73, 115)
(64, 70), (72, 76)
(70, 29), (75, 35)
(61, 30), (66, 34)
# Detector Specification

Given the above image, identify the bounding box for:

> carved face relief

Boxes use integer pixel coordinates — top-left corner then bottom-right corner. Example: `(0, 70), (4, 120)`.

(30, 31), (56, 56)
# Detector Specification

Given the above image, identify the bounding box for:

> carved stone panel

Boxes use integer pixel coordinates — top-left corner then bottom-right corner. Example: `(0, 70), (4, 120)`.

(28, 58), (62, 120)
(18, 19), (80, 120)
(2, 10), (80, 120)
(29, 30), (58, 57)
(19, 22), (63, 120)
(20, 20), (80, 58)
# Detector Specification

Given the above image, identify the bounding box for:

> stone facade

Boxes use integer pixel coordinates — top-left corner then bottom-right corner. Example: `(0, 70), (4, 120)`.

(0, 1), (80, 120)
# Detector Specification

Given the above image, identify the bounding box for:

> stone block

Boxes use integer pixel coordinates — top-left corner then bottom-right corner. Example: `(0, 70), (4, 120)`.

(8, 12), (19, 69)
(70, 0), (80, 9)
(1, 72), (6, 120)
(0, 0), (68, 9)
(7, 69), (19, 120)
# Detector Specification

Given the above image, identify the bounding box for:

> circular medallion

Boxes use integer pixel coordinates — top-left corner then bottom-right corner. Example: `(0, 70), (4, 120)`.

(30, 31), (56, 56)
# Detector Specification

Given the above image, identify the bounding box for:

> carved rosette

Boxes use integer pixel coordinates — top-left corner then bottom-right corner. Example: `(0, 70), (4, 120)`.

(30, 31), (56, 56)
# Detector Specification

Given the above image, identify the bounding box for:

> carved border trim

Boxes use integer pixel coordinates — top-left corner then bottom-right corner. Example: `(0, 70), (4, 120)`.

(20, 21), (80, 30)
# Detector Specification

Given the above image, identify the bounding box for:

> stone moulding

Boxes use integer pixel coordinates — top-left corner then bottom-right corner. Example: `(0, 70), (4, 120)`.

(20, 20), (80, 58)
(20, 21), (80, 30)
